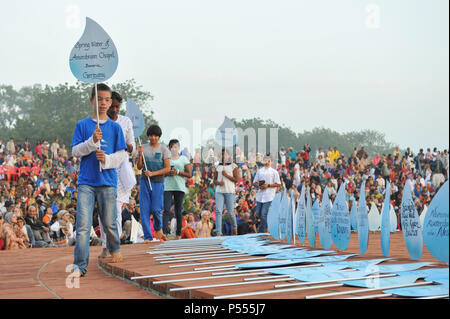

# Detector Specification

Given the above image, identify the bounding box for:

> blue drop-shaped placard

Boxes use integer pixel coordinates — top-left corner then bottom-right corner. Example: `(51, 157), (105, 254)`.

(318, 186), (333, 250)
(368, 203), (381, 231)
(331, 182), (350, 251)
(125, 99), (145, 138)
(381, 182), (391, 257)
(69, 17), (119, 83)
(401, 180), (423, 260)
(357, 180), (369, 254)
(215, 116), (238, 148)
(267, 192), (281, 240)
(306, 187), (316, 247)
(390, 204), (398, 232)
(286, 191), (294, 244)
(295, 185), (306, 244)
(312, 198), (320, 233)
(423, 181), (449, 264)
(278, 191), (289, 241)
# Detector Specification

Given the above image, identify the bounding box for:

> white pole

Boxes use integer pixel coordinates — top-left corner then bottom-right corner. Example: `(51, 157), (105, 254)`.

(152, 271), (268, 284)
(305, 281), (434, 299)
(159, 253), (249, 264)
(168, 257), (267, 268)
(155, 252), (247, 262)
(417, 294), (449, 300)
(138, 136), (152, 191)
(154, 250), (235, 260)
(212, 264), (322, 276)
(130, 268), (234, 280)
(95, 83), (102, 172)
(344, 293), (392, 299)
(274, 273), (396, 288)
(214, 283), (344, 299)
(170, 277), (296, 292)
(147, 247), (227, 255)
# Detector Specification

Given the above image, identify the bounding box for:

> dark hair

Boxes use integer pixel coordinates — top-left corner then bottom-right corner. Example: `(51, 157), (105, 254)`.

(90, 83), (112, 99)
(111, 91), (123, 103)
(169, 139), (179, 148)
(147, 125), (162, 137)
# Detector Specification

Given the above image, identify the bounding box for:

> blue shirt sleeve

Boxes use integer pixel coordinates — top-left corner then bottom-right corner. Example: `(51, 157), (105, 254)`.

(71, 121), (84, 147)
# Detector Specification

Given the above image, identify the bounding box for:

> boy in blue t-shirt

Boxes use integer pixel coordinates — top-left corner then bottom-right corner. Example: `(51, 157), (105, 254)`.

(71, 83), (128, 277)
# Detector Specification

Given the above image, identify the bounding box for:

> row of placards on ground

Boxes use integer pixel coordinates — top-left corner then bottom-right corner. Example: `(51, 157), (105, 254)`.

(267, 180), (449, 264)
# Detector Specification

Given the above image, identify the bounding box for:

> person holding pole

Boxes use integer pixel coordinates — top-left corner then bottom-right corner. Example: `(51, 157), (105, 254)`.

(98, 91), (136, 258)
(71, 83), (128, 277)
(136, 125), (171, 242)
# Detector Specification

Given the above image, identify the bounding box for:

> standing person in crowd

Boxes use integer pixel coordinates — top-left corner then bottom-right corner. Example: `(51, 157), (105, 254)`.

(136, 124), (171, 242)
(163, 139), (192, 240)
(6, 138), (15, 155)
(51, 138), (60, 159)
(71, 83), (128, 277)
(98, 91), (137, 258)
(252, 154), (281, 233)
(214, 148), (239, 236)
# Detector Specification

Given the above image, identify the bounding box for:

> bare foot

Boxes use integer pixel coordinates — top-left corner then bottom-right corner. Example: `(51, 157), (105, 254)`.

(111, 252), (123, 263)
(98, 248), (109, 258)
(156, 230), (168, 241)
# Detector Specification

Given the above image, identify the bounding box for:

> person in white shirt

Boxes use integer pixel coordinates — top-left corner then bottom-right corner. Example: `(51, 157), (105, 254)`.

(98, 91), (137, 258)
(214, 148), (239, 236)
(252, 154), (281, 233)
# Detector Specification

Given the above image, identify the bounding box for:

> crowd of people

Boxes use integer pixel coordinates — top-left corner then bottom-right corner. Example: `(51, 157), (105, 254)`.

(1, 134), (447, 251)
(1, 123), (448, 252)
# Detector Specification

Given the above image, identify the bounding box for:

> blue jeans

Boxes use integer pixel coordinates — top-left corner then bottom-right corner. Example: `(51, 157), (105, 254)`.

(140, 178), (164, 240)
(215, 192), (237, 236)
(73, 185), (120, 275)
(255, 201), (272, 233)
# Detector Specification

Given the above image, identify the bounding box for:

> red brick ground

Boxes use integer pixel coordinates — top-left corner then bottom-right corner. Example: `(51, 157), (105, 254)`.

(1, 232), (447, 299)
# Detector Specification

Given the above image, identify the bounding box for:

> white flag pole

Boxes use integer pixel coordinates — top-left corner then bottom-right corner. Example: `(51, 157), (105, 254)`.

(95, 83), (102, 172)
(138, 136), (152, 191)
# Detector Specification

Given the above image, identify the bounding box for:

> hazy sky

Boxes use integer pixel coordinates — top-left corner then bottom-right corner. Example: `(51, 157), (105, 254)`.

(0, 0), (448, 153)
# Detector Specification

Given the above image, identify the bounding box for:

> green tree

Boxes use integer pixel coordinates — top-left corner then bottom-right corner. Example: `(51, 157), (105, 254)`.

(0, 79), (157, 152)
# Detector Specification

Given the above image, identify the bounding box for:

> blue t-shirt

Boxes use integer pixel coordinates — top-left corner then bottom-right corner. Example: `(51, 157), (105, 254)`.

(71, 118), (127, 187)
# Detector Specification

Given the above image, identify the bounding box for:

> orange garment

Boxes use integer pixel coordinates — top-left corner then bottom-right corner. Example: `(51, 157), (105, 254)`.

(181, 219), (195, 239)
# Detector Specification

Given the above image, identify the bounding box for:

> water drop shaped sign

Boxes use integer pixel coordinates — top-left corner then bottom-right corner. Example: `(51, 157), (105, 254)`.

(295, 185), (306, 244)
(267, 192), (281, 240)
(357, 181), (369, 254)
(423, 181), (449, 264)
(69, 17), (119, 83)
(401, 180), (423, 260)
(318, 186), (333, 250)
(330, 183), (351, 251)
(278, 191), (289, 241)
(215, 116), (238, 148)
(312, 198), (320, 233)
(380, 182), (391, 257)
(368, 203), (381, 231)
(306, 187), (316, 248)
(390, 204), (397, 232)
(125, 99), (145, 138)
